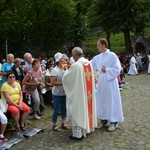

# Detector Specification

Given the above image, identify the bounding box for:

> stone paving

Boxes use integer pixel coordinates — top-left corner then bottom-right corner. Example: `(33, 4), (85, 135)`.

(5, 74), (150, 150)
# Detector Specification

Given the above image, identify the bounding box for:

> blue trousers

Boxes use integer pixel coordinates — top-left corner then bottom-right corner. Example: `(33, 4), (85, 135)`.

(101, 120), (117, 125)
(52, 95), (66, 124)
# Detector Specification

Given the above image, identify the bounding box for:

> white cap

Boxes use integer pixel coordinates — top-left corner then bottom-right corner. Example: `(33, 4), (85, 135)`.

(41, 64), (46, 67)
(54, 52), (63, 62)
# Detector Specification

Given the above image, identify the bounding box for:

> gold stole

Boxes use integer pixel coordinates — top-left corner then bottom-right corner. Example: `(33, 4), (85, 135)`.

(83, 64), (93, 130)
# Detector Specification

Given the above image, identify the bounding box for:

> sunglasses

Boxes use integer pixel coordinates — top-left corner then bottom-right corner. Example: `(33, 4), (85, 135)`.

(9, 76), (15, 79)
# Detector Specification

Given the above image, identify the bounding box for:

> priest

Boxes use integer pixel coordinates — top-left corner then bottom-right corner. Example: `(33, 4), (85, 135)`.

(62, 47), (97, 140)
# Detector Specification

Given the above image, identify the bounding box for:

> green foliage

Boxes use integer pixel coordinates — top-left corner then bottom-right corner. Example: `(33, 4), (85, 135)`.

(89, 0), (150, 53)
(0, 0), (77, 57)
(0, 0), (149, 59)
(0, 0), (94, 58)
(144, 28), (150, 37)
(83, 31), (125, 55)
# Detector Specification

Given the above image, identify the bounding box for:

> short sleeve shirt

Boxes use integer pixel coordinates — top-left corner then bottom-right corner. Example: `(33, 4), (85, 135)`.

(25, 61), (33, 72)
(1, 62), (14, 83)
(1, 82), (21, 103)
(51, 66), (65, 96)
(24, 70), (42, 92)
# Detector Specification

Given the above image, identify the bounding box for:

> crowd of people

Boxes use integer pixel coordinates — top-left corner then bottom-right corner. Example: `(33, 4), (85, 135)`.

(0, 37), (149, 142)
(117, 52), (150, 76)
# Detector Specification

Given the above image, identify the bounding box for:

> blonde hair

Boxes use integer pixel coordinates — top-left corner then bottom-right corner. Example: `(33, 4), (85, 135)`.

(7, 53), (14, 60)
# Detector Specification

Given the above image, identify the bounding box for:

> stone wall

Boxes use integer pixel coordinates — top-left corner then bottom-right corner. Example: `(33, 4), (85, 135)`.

(131, 35), (150, 54)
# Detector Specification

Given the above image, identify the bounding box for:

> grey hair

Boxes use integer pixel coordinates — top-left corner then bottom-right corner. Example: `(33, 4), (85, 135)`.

(72, 47), (83, 56)
(14, 58), (21, 63)
(24, 52), (32, 58)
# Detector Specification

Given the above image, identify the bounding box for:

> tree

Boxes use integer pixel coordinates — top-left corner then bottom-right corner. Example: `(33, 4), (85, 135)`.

(0, 0), (77, 57)
(0, 0), (11, 59)
(89, 0), (150, 53)
(65, 0), (93, 49)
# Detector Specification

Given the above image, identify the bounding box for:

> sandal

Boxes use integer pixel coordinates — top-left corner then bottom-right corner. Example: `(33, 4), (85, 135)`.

(61, 123), (69, 130)
(53, 125), (61, 132)
(20, 126), (26, 131)
(16, 127), (21, 132)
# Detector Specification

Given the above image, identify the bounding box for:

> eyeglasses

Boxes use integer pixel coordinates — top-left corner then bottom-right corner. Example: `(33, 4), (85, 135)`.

(8, 76), (15, 79)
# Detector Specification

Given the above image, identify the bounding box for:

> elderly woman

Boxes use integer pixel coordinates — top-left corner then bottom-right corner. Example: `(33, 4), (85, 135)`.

(22, 59), (44, 120)
(11, 58), (25, 85)
(1, 71), (30, 132)
(24, 53), (45, 115)
(50, 52), (68, 132)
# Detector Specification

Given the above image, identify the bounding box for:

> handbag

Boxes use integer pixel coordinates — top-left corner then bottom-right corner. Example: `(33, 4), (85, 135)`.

(0, 99), (8, 113)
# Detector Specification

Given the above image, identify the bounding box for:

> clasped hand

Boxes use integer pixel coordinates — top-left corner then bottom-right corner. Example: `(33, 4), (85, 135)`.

(17, 104), (23, 110)
(34, 81), (40, 85)
(101, 66), (106, 73)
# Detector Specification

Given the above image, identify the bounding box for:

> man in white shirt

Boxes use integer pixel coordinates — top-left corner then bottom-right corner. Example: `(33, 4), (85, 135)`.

(91, 38), (124, 132)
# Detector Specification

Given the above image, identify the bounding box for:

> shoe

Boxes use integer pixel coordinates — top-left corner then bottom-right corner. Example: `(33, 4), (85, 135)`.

(37, 111), (44, 116)
(20, 126), (26, 131)
(69, 135), (84, 140)
(29, 110), (34, 116)
(96, 122), (109, 129)
(119, 85), (122, 88)
(33, 114), (41, 120)
(16, 127), (21, 132)
(108, 124), (118, 132)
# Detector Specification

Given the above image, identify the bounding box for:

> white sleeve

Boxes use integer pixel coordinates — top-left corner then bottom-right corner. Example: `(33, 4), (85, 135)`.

(50, 68), (58, 76)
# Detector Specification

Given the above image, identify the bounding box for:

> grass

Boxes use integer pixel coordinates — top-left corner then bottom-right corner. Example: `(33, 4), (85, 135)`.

(144, 27), (150, 37)
(43, 31), (125, 57)
(83, 27), (150, 55)
(45, 27), (150, 57)
(83, 31), (125, 55)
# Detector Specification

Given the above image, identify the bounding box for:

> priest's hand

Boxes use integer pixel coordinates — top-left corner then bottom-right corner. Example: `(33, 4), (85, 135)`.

(101, 66), (106, 73)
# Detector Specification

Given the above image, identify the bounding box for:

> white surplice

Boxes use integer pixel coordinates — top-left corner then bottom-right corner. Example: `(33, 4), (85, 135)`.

(62, 57), (97, 134)
(128, 56), (138, 75)
(91, 50), (124, 122)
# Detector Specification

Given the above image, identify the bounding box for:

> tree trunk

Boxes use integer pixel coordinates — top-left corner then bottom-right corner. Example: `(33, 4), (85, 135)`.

(123, 29), (132, 54)
(106, 31), (111, 49)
